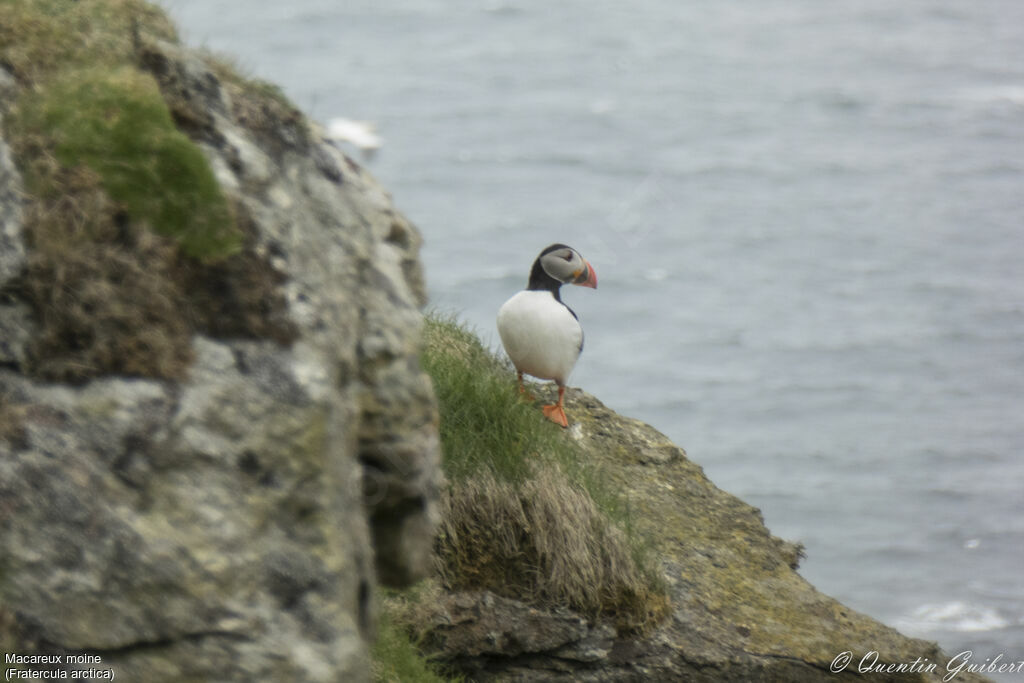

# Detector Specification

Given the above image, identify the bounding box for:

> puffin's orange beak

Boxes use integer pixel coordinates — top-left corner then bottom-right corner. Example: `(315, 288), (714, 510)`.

(574, 259), (597, 289)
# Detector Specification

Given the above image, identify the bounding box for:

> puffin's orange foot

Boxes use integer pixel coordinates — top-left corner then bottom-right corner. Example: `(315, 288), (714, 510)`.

(541, 403), (569, 428)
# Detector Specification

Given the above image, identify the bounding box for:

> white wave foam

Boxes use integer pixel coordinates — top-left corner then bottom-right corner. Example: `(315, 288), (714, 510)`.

(957, 85), (1024, 108)
(896, 601), (1010, 634)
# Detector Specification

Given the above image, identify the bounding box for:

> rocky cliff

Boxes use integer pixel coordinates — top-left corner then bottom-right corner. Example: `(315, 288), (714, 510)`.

(0, 3), (990, 683)
(1, 3), (437, 680)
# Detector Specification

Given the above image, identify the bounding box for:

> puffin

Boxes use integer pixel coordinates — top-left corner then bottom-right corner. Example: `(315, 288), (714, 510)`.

(497, 244), (598, 427)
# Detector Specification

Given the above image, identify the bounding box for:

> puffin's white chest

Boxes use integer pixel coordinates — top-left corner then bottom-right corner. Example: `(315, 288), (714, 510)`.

(497, 290), (583, 385)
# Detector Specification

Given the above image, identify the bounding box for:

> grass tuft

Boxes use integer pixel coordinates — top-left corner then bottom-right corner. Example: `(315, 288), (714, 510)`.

(421, 313), (669, 632)
(436, 469), (667, 630)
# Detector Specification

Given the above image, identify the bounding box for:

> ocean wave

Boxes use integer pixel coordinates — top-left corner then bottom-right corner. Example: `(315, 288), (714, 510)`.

(957, 85), (1024, 108)
(895, 601), (1011, 634)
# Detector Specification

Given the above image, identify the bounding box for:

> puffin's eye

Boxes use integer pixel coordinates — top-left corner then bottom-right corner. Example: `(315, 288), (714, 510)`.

(562, 251), (574, 262)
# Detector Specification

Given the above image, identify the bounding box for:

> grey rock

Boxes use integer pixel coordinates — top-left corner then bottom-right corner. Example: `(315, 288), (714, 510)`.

(420, 590), (617, 678)
(0, 303), (32, 368)
(0, 66), (16, 105)
(0, 134), (26, 288)
(0, 77), (31, 371)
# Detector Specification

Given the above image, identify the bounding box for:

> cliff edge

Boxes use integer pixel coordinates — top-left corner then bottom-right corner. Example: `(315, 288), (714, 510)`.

(395, 334), (990, 681)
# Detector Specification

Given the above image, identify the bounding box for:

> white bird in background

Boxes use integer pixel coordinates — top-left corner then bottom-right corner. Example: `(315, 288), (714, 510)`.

(325, 117), (383, 158)
(497, 244), (598, 427)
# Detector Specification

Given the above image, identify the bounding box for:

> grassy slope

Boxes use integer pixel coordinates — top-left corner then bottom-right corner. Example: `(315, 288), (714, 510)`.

(376, 312), (671, 680)
(387, 315), (668, 646)
(421, 312), (578, 482)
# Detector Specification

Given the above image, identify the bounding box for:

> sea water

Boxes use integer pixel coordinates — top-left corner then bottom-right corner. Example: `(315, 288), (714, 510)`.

(163, 0), (1024, 674)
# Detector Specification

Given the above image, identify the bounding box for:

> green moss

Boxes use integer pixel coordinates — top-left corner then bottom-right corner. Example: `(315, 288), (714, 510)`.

(13, 66), (240, 260)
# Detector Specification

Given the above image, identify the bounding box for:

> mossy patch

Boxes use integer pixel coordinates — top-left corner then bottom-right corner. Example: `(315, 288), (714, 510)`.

(13, 66), (240, 259)
(420, 313), (669, 633)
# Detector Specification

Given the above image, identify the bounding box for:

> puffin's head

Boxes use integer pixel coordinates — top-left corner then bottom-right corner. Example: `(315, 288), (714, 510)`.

(536, 243), (597, 289)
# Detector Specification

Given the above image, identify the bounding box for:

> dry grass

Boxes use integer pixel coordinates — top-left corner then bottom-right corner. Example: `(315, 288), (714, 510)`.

(436, 468), (667, 632)
(6, 156), (294, 381)
(8, 139), (195, 381)
(22, 231), (194, 382)
(0, 0), (177, 87)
